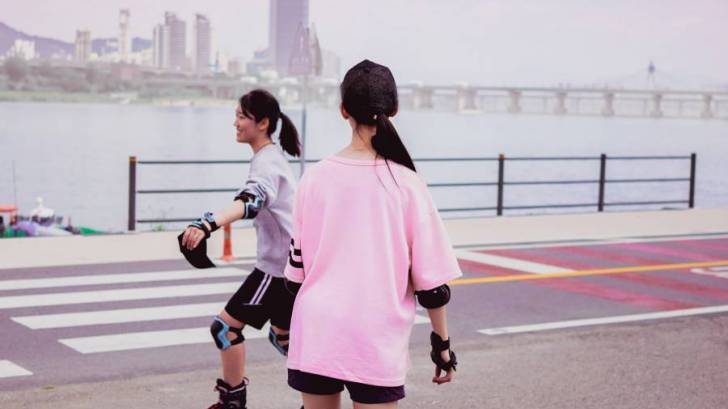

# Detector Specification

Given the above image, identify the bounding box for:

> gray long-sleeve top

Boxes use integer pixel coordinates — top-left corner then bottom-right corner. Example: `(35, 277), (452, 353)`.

(238, 143), (297, 277)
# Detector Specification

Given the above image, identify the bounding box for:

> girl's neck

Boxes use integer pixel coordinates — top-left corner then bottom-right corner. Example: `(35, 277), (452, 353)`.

(337, 127), (377, 159)
(250, 136), (273, 154)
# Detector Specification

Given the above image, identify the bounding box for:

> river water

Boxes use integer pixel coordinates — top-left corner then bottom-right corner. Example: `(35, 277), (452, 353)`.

(1, 101), (726, 231)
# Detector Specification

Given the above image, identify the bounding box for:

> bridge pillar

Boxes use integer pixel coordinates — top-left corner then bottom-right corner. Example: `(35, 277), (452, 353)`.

(413, 87), (434, 110)
(650, 93), (663, 118)
(508, 90), (521, 113)
(602, 92), (615, 117)
(457, 86), (477, 111)
(701, 94), (714, 119)
(554, 91), (567, 115)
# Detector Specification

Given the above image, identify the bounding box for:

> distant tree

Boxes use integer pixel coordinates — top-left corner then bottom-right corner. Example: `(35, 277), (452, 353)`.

(61, 76), (90, 93)
(85, 67), (101, 84)
(4, 57), (29, 83)
(38, 62), (56, 78)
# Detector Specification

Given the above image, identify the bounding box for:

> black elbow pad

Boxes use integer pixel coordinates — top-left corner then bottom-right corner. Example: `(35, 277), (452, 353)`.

(415, 284), (451, 309)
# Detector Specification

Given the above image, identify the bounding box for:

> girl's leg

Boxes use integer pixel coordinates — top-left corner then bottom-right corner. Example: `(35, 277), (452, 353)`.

(218, 309), (246, 385)
(302, 392), (342, 409)
(353, 402), (398, 409)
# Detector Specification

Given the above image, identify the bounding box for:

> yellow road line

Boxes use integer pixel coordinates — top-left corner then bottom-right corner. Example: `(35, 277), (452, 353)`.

(450, 260), (728, 286)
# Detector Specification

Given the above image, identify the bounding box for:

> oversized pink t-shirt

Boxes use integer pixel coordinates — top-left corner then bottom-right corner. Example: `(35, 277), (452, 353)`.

(284, 156), (462, 386)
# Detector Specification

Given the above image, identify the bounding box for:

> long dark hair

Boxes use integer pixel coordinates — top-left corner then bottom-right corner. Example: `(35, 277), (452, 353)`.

(239, 89), (301, 157)
(340, 60), (416, 172)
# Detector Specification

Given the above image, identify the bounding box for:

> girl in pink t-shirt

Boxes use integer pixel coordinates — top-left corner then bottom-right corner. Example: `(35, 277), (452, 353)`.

(284, 60), (462, 408)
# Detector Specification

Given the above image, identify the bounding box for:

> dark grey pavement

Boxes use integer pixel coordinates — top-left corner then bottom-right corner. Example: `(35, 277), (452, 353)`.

(1, 236), (728, 408)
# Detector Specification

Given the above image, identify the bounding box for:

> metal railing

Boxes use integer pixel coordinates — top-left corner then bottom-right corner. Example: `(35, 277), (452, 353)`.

(127, 153), (697, 231)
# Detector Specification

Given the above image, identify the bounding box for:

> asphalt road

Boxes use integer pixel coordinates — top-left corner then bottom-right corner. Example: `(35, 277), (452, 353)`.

(2, 236), (727, 408)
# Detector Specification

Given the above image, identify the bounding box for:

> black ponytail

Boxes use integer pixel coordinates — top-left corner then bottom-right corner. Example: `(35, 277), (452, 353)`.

(340, 60), (416, 173)
(239, 89), (301, 157)
(372, 115), (416, 172)
(279, 112), (301, 157)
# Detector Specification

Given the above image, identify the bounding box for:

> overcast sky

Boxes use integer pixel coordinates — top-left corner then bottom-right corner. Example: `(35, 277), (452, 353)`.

(2, 0), (726, 87)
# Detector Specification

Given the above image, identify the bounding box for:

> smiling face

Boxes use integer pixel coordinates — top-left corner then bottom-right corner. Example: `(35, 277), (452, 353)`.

(234, 105), (261, 144)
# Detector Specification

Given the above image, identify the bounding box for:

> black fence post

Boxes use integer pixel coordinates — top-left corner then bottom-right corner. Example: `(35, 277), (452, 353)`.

(128, 156), (137, 231)
(689, 153), (696, 208)
(598, 153), (607, 212)
(497, 154), (505, 216)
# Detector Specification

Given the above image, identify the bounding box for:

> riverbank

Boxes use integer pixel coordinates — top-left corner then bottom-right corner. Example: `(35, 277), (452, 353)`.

(0, 91), (233, 106)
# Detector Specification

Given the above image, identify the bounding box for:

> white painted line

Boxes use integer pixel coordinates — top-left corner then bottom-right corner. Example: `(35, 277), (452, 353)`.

(12, 302), (225, 329)
(691, 266), (728, 279)
(0, 268), (249, 291)
(59, 325), (268, 354)
(58, 315), (431, 354)
(478, 305), (728, 335)
(0, 282), (241, 309)
(459, 233), (728, 252)
(0, 360), (33, 378)
(455, 250), (573, 274)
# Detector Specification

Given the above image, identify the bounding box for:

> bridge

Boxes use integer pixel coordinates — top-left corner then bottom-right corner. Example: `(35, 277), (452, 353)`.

(143, 76), (728, 120)
(31, 59), (716, 120)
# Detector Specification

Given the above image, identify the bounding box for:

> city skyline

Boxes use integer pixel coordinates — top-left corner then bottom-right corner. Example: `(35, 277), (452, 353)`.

(1, 0), (727, 87)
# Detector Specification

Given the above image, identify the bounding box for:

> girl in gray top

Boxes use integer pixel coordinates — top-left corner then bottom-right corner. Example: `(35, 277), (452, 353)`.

(181, 89), (300, 409)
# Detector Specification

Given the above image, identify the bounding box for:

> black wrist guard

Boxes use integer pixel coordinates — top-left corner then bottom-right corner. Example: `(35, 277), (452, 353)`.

(202, 211), (219, 232)
(189, 211), (218, 239)
(189, 219), (211, 239)
(430, 331), (458, 372)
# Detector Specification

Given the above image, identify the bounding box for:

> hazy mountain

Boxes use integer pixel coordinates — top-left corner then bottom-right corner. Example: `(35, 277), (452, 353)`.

(0, 21), (73, 58)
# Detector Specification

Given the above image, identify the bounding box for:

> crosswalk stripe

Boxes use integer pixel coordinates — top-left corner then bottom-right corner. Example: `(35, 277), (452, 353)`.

(456, 250), (573, 274)
(0, 268), (249, 291)
(58, 315), (432, 354)
(0, 282), (241, 309)
(59, 326), (268, 353)
(13, 304), (432, 330)
(0, 360), (33, 378)
(12, 302), (226, 329)
(414, 314), (430, 324)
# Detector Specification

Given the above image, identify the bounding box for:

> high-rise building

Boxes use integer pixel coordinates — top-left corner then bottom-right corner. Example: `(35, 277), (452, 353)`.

(118, 9), (131, 63)
(320, 49), (341, 79)
(165, 12), (187, 71)
(152, 24), (170, 68)
(74, 30), (92, 63)
(269, 0), (309, 76)
(194, 14), (212, 74)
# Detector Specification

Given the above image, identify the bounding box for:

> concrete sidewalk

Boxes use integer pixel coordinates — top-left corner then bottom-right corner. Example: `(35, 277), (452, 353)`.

(1, 208), (727, 269)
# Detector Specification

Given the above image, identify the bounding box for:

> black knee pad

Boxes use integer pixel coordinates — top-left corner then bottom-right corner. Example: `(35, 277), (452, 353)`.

(210, 316), (244, 351)
(415, 284), (451, 309)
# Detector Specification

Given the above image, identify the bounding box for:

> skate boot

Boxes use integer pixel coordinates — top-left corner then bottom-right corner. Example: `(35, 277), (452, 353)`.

(207, 378), (248, 409)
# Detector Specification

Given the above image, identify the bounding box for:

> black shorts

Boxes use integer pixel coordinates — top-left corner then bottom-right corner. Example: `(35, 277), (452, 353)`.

(224, 268), (295, 330)
(288, 369), (405, 404)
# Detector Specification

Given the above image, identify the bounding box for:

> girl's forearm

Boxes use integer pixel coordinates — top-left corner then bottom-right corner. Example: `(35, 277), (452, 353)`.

(426, 305), (449, 340)
(202, 201), (245, 229)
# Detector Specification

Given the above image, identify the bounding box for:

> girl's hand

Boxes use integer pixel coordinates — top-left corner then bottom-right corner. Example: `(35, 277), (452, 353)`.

(181, 226), (206, 250)
(432, 349), (456, 384)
